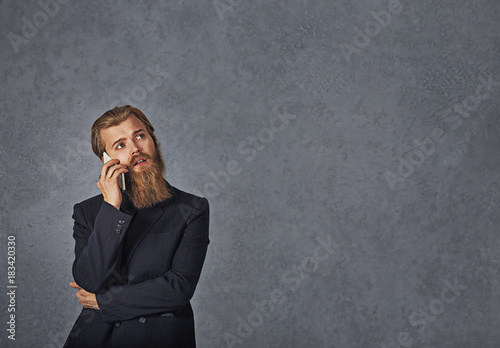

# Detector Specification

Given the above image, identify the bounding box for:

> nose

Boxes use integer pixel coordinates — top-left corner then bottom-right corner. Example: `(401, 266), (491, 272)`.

(131, 144), (141, 156)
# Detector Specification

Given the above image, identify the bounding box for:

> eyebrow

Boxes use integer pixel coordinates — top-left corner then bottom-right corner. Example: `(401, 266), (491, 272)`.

(111, 128), (146, 148)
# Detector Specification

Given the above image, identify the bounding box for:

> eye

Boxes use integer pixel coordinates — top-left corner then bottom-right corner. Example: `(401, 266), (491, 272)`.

(136, 133), (145, 140)
(116, 142), (125, 150)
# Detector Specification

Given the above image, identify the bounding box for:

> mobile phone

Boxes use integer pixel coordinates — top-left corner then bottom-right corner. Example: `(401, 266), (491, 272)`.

(103, 152), (126, 190)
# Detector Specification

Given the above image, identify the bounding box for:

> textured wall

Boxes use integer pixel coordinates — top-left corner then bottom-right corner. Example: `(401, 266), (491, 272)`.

(1, 0), (499, 347)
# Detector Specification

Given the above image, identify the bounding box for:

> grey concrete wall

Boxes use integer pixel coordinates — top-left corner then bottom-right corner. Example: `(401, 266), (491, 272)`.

(1, 0), (499, 347)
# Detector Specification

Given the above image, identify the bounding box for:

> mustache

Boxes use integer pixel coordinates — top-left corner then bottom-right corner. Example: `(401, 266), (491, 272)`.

(128, 153), (154, 168)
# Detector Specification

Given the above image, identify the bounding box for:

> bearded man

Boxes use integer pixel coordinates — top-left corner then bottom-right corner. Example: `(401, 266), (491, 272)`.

(64, 105), (210, 348)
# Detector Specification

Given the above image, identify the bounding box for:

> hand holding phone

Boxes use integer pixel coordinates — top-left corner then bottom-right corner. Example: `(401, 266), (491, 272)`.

(103, 152), (126, 190)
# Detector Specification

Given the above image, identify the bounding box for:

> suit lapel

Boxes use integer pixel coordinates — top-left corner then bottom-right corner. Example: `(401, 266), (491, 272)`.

(122, 205), (165, 268)
(121, 182), (177, 269)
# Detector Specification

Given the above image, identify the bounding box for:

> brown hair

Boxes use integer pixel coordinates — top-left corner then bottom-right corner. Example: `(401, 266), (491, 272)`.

(91, 105), (159, 158)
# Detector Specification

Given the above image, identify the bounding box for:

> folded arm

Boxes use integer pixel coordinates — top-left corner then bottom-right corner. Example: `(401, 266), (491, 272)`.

(71, 201), (133, 293)
(96, 198), (210, 322)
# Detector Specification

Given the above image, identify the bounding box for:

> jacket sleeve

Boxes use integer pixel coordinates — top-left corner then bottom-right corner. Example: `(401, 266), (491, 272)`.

(71, 201), (133, 293)
(96, 198), (210, 322)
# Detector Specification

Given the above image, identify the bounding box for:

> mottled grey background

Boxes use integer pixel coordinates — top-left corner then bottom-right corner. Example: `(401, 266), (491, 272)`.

(1, 0), (499, 347)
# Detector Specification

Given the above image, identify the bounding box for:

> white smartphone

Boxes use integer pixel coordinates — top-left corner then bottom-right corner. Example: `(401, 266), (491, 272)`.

(103, 152), (126, 190)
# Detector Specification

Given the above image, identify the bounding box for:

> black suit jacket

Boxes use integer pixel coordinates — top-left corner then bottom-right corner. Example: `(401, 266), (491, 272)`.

(64, 182), (209, 348)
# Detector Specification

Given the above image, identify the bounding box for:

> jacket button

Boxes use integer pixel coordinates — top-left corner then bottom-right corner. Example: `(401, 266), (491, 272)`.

(139, 317), (146, 324)
(114, 321), (121, 327)
(115, 229), (121, 234)
(118, 220), (125, 224)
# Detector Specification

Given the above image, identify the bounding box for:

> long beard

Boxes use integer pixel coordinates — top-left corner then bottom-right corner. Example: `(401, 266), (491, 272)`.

(125, 149), (171, 209)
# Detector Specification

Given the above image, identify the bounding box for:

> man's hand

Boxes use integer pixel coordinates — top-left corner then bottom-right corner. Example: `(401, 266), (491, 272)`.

(97, 158), (128, 210)
(70, 281), (100, 310)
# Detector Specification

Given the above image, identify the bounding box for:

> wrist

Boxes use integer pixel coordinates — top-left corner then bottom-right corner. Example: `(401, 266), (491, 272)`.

(104, 199), (121, 210)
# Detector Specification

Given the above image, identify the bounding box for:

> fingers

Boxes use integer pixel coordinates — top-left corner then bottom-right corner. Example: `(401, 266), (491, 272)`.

(100, 158), (118, 178)
(98, 162), (128, 188)
(109, 165), (129, 180)
(75, 287), (90, 299)
(100, 159), (128, 180)
(77, 288), (88, 295)
(97, 158), (128, 209)
(70, 282), (99, 310)
(75, 290), (99, 309)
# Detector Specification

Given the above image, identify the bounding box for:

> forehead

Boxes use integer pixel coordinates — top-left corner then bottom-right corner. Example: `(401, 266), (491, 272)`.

(100, 115), (146, 146)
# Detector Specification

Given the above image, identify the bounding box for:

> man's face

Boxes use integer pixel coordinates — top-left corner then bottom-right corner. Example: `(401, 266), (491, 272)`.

(100, 115), (156, 172)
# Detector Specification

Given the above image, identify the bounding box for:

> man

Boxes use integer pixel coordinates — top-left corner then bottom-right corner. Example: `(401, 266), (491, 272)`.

(64, 105), (210, 347)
